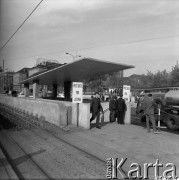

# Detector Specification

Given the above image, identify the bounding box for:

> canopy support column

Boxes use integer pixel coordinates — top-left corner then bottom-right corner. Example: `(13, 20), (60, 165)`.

(33, 79), (39, 99)
(52, 84), (58, 99)
(24, 83), (29, 97)
(42, 85), (48, 98)
(64, 81), (71, 101)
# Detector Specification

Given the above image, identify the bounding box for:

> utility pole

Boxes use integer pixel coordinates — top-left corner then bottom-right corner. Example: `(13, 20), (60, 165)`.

(3, 59), (4, 72)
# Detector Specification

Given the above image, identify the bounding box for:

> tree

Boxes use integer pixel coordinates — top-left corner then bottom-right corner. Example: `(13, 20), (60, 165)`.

(83, 74), (107, 93)
(0, 66), (3, 72)
(83, 61), (179, 92)
(103, 71), (123, 88)
(170, 61), (179, 86)
(146, 70), (170, 87)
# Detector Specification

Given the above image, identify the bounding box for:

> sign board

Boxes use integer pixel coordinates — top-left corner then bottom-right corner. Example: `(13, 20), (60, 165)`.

(72, 82), (83, 103)
(123, 85), (131, 102)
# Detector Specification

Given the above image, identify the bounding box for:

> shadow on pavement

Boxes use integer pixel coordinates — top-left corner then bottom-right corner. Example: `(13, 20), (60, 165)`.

(0, 149), (46, 167)
(90, 122), (111, 129)
(0, 115), (17, 130)
(13, 149), (46, 166)
(131, 116), (179, 135)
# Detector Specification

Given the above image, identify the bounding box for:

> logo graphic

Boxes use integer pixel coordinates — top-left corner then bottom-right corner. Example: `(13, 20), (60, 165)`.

(106, 158), (178, 180)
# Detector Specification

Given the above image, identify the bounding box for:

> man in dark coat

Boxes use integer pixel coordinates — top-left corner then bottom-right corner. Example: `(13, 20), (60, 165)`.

(143, 93), (160, 134)
(90, 92), (104, 129)
(116, 93), (126, 124)
(109, 95), (117, 122)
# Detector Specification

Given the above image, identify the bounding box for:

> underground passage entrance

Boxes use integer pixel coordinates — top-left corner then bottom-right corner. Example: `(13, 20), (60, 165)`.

(17, 58), (134, 129)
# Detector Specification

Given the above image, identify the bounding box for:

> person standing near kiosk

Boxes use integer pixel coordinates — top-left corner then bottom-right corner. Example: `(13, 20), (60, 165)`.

(90, 92), (104, 129)
(109, 95), (117, 122)
(116, 93), (126, 124)
(143, 93), (160, 134)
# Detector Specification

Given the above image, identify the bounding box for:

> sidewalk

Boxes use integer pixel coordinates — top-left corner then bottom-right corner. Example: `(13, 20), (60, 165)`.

(60, 121), (179, 179)
(0, 147), (18, 180)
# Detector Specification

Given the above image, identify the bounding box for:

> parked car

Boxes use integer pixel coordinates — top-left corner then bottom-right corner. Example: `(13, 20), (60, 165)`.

(11, 90), (17, 97)
(57, 93), (64, 98)
(18, 91), (25, 98)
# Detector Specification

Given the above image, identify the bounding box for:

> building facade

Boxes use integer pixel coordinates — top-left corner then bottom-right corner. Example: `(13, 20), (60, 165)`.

(13, 68), (30, 92)
(0, 71), (14, 93)
(0, 58), (64, 95)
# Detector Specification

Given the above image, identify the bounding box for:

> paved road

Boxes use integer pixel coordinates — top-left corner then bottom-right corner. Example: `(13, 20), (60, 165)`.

(0, 108), (179, 179)
(0, 125), (106, 179)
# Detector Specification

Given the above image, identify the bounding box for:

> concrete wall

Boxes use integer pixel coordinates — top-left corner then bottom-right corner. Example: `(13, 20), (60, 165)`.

(49, 100), (78, 126)
(76, 102), (110, 130)
(0, 95), (131, 130)
(124, 102), (131, 124)
(79, 103), (91, 129)
(85, 101), (131, 128)
(0, 95), (69, 127)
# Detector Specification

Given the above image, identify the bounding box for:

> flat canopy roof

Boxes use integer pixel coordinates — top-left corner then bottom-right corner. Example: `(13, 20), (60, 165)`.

(20, 58), (134, 85)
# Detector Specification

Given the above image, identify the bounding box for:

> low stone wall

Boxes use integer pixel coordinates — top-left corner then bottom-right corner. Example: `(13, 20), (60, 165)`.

(36, 98), (77, 126)
(102, 101), (131, 124)
(77, 102), (110, 129)
(79, 103), (91, 129)
(78, 102), (131, 129)
(0, 95), (131, 130)
(0, 95), (70, 127)
(124, 102), (131, 124)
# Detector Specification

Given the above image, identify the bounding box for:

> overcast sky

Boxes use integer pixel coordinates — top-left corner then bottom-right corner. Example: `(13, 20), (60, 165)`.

(0, 0), (179, 76)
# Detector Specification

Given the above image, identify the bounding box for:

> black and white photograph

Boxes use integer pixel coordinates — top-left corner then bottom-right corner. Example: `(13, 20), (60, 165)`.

(0, 0), (179, 179)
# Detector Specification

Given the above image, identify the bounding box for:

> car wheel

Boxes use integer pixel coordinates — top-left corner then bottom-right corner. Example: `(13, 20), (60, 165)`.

(165, 116), (179, 130)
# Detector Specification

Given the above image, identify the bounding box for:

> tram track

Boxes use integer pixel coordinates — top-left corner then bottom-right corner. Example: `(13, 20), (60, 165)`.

(1, 103), (178, 179)
(0, 121), (51, 179)
(1, 103), (164, 179)
(0, 103), (141, 164)
(0, 103), (108, 179)
(0, 103), (107, 164)
(0, 132), (21, 180)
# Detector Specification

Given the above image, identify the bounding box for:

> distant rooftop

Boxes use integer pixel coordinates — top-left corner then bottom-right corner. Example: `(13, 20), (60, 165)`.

(16, 67), (30, 73)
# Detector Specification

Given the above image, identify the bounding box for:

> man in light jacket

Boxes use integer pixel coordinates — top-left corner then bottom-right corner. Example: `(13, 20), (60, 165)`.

(143, 93), (160, 134)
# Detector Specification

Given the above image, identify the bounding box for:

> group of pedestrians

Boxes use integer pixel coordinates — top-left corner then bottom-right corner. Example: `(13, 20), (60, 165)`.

(90, 92), (127, 129)
(90, 92), (160, 134)
(109, 94), (127, 124)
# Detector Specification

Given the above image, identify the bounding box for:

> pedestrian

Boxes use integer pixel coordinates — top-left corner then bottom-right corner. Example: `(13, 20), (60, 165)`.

(143, 93), (160, 134)
(101, 94), (105, 101)
(90, 92), (104, 129)
(116, 93), (126, 124)
(109, 95), (117, 122)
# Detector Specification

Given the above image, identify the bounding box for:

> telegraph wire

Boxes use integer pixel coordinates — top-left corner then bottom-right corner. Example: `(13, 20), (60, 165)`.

(1, 33), (179, 62)
(30, 34), (179, 56)
(31, 34), (179, 56)
(0, 0), (44, 52)
(75, 34), (179, 51)
(5, 33), (179, 61)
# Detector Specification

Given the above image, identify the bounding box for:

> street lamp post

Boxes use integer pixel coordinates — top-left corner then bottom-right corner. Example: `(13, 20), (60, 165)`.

(65, 52), (81, 61)
(65, 52), (82, 128)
